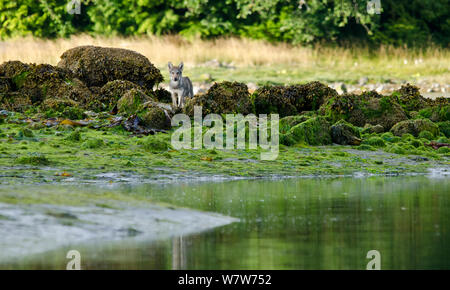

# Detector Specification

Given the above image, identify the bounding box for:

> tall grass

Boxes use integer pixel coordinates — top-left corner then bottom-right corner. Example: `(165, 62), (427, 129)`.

(0, 34), (448, 83)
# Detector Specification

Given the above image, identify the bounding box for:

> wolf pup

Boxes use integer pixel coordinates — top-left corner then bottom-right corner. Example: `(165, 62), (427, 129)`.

(168, 62), (194, 109)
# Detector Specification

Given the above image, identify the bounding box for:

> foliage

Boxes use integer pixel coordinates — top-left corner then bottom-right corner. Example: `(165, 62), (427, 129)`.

(0, 0), (447, 46)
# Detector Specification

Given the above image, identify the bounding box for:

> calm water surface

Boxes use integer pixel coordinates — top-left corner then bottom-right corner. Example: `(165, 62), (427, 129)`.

(3, 175), (450, 269)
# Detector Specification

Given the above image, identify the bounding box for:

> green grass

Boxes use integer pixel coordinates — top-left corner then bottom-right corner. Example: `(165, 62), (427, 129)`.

(170, 64), (448, 86)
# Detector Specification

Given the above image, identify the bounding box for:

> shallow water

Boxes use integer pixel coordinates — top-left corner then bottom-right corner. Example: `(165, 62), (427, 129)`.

(2, 175), (450, 269)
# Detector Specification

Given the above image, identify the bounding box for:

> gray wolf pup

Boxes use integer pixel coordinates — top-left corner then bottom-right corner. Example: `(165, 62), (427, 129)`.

(168, 62), (194, 108)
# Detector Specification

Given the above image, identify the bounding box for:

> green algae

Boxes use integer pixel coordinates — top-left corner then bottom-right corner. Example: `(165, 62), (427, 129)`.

(0, 115), (448, 185)
(15, 154), (50, 166)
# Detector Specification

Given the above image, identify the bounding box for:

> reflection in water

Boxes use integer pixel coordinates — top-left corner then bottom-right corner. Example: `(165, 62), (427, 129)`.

(172, 236), (186, 270)
(1, 175), (449, 269)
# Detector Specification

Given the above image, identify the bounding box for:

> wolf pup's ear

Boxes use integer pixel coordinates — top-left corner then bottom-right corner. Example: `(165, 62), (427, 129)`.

(168, 62), (173, 70)
(179, 62), (184, 71)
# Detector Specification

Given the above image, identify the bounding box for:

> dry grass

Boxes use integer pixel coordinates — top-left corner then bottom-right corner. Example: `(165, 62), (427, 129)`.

(0, 34), (448, 83)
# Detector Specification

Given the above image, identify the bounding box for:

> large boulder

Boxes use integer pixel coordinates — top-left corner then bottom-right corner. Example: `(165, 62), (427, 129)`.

(0, 61), (30, 80)
(0, 61), (91, 111)
(0, 92), (32, 112)
(40, 97), (85, 119)
(331, 120), (362, 145)
(281, 116), (332, 146)
(390, 84), (427, 112)
(279, 115), (311, 134)
(418, 97), (450, 122)
(184, 81), (252, 116)
(253, 82), (337, 117)
(437, 121), (450, 138)
(253, 85), (297, 117)
(117, 88), (153, 115)
(57, 45), (163, 90)
(362, 124), (384, 134)
(319, 91), (408, 131)
(140, 103), (171, 130)
(97, 80), (142, 111)
(288, 81), (338, 112)
(0, 77), (12, 93)
(390, 118), (440, 137)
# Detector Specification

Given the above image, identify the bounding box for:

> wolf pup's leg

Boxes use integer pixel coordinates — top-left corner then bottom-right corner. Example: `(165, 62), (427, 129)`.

(171, 91), (178, 108)
(179, 91), (185, 108)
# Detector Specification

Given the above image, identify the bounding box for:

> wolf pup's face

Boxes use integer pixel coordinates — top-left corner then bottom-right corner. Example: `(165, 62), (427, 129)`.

(168, 62), (184, 82)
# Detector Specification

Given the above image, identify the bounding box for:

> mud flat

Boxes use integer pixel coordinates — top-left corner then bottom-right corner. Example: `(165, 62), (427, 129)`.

(0, 198), (238, 263)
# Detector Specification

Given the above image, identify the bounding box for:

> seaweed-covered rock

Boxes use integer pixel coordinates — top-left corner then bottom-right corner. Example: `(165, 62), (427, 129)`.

(362, 124), (385, 134)
(253, 85), (297, 117)
(331, 120), (362, 145)
(418, 99), (450, 122)
(0, 77), (12, 93)
(390, 118), (440, 137)
(40, 97), (85, 119)
(279, 115), (311, 134)
(281, 116), (331, 146)
(390, 84), (427, 112)
(58, 46), (163, 90)
(117, 88), (152, 115)
(140, 104), (171, 130)
(0, 61), (30, 80)
(0, 92), (32, 112)
(0, 61), (91, 110)
(288, 81), (338, 112)
(437, 121), (450, 138)
(184, 81), (252, 116)
(98, 80), (142, 111)
(253, 82), (337, 117)
(154, 87), (172, 103)
(319, 91), (408, 131)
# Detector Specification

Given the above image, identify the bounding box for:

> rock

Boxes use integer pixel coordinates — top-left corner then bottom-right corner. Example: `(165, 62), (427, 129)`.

(362, 124), (385, 134)
(0, 61), (30, 80)
(140, 104), (171, 130)
(0, 61), (91, 111)
(391, 84), (427, 112)
(154, 87), (172, 103)
(0, 92), (32, 112)
(319, 91), (408, 131)
(418, 98), (450, 122)
(184, 81), (252, 117)
(0, 77), (12, 93)
(331, 120), (362, 145)
(117, 88), (152, 115)
(288, 81), (338, 112)
(253, 81), (337, 117)
(279, 115), (311, 134)
(359, 77), (369, 86)
(97, 80), (142, 111)
(390, 118), (440, 137)
(253, 85), (297, 117)
(437, 121), (450, 138)
(199, 59), (235, 69)
(281, 116), (331, 146)
(201, 59), (221, 68)
(40, 97), (85, 119)
(200, 73), (213, 82)
(57, 45), (163, 90)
